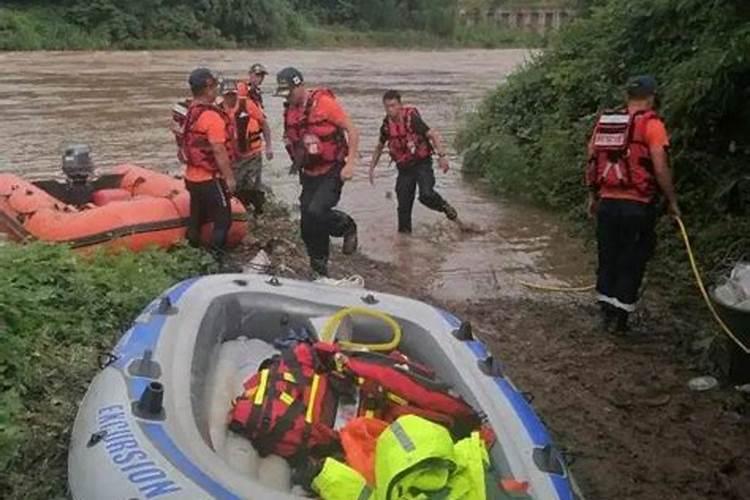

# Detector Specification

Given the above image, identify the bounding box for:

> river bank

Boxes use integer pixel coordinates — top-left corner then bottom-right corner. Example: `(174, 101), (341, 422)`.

(0, 5), (541, 51)
(4, 201), (748, 499)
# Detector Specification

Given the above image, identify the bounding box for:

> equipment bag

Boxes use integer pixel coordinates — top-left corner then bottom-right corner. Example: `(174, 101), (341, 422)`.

(229, 342), (340, 463)
(335, 349), (483, 438)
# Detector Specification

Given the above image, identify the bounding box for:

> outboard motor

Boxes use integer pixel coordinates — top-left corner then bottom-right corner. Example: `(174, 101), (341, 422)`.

(62, 144), (95, 205)
(62, 144), (95, 185)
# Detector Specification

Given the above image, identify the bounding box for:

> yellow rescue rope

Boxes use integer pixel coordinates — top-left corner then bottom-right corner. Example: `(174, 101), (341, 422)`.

(320, 306), (402, 352)
(676, 217), (750, 353)
(518, 216), (750, 353)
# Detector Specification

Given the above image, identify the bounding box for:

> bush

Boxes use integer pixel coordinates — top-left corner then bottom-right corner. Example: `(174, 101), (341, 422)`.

(0, 243), (216, 499)
(457, 0), (750, 312)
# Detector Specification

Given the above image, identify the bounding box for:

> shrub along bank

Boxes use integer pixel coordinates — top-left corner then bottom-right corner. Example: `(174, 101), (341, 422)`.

(0, 243), (217, 499)
(457, 0), (750, 316)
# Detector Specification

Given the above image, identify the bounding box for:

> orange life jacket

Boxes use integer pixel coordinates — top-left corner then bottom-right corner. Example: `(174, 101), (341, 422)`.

(586, 109), (661, 202)
(182, 102), (236, 173)
(228, 98), (263, 157)
(385, 106), (432, 168)
(284, 88), (348, 176)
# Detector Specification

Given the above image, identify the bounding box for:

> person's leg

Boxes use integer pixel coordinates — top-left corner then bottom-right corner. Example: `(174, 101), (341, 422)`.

(185, 180), (204, 248)
(245, 156), (266, 215)
(611, 202), (657, 330)
(395, 167), (418, 233)
(595, 199), (625, 328)
(299, 175), (329, 275)
(204, 178), (232, 254)
(415, 161), (457, 220)
(306, 171), (357, 255)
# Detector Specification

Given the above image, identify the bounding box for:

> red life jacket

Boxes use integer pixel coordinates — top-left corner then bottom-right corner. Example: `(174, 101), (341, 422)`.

(228, 98), (263, 157)
(385, 106), (432, 168)
(229, 342), (340, 463)
(586, 109), (661, 201)
(331, 348), (482, 438)
(182, 102), (236, 172)
(283, 88), (348, 175)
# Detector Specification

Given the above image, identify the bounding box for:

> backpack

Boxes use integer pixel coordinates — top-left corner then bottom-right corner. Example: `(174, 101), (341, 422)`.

(229, 342), (340, 463)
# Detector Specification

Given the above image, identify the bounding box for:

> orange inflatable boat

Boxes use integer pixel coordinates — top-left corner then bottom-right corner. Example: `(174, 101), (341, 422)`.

(0, 165), (248, 252)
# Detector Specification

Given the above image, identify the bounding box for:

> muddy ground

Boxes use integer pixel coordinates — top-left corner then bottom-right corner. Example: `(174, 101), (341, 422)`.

(237, 204), (750, 500)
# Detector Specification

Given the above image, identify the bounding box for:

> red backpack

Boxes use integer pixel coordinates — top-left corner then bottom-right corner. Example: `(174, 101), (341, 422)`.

(586, 109), (660, 201)
(229, 342), (340, 463)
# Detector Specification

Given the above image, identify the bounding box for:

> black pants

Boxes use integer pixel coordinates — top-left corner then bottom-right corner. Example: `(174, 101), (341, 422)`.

(299, 168), (355, 262)
(395, 159), (447, 233)
(185, 178), (232, 252)
(596, 199), (657, 312)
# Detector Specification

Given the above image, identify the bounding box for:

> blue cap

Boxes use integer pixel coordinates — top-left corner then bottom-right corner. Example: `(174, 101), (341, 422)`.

(627, 75), (658, 98)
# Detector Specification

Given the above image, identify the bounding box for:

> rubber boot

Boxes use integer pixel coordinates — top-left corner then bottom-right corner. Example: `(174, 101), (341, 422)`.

(598, 301), (617, 332)
(613, 309), (630, 334)
(310, 257), (329, 278)
(443, 201), (458, 221)
(342, 225), (358, 255)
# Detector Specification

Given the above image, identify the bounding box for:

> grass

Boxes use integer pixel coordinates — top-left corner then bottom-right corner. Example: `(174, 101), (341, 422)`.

(0, 242), (217, 499)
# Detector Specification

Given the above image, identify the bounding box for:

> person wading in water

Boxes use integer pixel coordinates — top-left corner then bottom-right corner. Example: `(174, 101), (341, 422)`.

(369, 90), (458, 234)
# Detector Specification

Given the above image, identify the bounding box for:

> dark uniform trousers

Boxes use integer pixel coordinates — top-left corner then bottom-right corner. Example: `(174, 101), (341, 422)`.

(395, 158), (447, 233)
(299, 166), (356, 263)
(596, 198), (657, 312)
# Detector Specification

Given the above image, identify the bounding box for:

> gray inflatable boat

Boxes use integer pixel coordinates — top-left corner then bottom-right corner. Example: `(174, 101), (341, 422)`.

(68, 274), (581, 499)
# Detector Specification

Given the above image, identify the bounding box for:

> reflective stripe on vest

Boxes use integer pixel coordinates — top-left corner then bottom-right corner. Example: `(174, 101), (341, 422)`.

(388, 420), (416, 452)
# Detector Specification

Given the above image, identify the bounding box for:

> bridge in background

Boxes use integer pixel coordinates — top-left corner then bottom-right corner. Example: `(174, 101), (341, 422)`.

(459, 0), (576, 33)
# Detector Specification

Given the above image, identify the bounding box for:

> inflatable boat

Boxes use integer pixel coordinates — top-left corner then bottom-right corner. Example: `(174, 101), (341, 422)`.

(0, 165), (247, 251)
(68, 274), (581, 499)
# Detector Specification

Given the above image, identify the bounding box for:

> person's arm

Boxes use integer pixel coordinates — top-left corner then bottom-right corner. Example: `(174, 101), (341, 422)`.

(339, 115), (360, 181)
(262, 120), (273, 160)
(211, 143), (235, 193)
(426, 129), (450, 173)
(646, 119), (680, 217)
(651, 146), (679, 217)
(205, 111), (236, 192)
(369, 141), (386, 185)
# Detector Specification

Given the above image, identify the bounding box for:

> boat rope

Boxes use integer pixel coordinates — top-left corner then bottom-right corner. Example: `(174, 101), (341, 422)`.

(320, 306), (402, 352)
(517, 280), (595, 293)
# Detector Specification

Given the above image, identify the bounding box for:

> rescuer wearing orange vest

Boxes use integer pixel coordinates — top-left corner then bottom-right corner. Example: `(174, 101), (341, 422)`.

(368, 90), (458, 234)
(219, 79), (273, 215)
(181, 68), (236, 255)
(276, 67), (359, 277)
(586, 76), (680, 332)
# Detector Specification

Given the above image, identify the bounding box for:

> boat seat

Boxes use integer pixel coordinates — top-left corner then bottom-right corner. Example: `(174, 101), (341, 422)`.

(207, 337), (292, 492)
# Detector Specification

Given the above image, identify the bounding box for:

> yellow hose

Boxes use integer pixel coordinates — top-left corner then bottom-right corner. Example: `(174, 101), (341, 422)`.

(320, 306), (402, 352)
(517, 280), (595, 293)
(676, 217), (750, 353)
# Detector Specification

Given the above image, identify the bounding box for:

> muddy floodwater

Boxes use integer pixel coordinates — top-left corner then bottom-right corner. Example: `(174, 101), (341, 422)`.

(0, 49), (589, 299)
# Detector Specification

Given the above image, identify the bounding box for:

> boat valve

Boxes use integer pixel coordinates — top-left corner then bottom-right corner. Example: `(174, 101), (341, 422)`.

(452, 321), (474, 341)
(134, 381), (166, 421)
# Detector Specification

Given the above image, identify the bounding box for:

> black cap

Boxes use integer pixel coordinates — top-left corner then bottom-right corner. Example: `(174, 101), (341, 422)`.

(275, 67), (304, 97)
(219, 79), (238, 95)
(627, 75), (658, 98)
(249, 63), (269, 75)
(188, 67), (217, 92)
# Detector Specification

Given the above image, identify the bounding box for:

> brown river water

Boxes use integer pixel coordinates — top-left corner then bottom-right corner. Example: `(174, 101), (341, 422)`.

(0, 49), (589, 301)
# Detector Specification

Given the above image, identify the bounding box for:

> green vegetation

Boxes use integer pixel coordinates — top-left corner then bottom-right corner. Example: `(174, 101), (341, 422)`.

(0, 243), (217, 499)
(0, 0), (545, 50)
(457, 0), (750, 311)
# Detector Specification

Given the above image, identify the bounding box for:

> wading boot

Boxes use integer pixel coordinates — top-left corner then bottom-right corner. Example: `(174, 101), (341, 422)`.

(598, 301), (617, 332)
(342, 225), (358, 255)
(443, 202), (458, 221)
(310, 257), (329, 278)
(613, 309), (630, 334)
